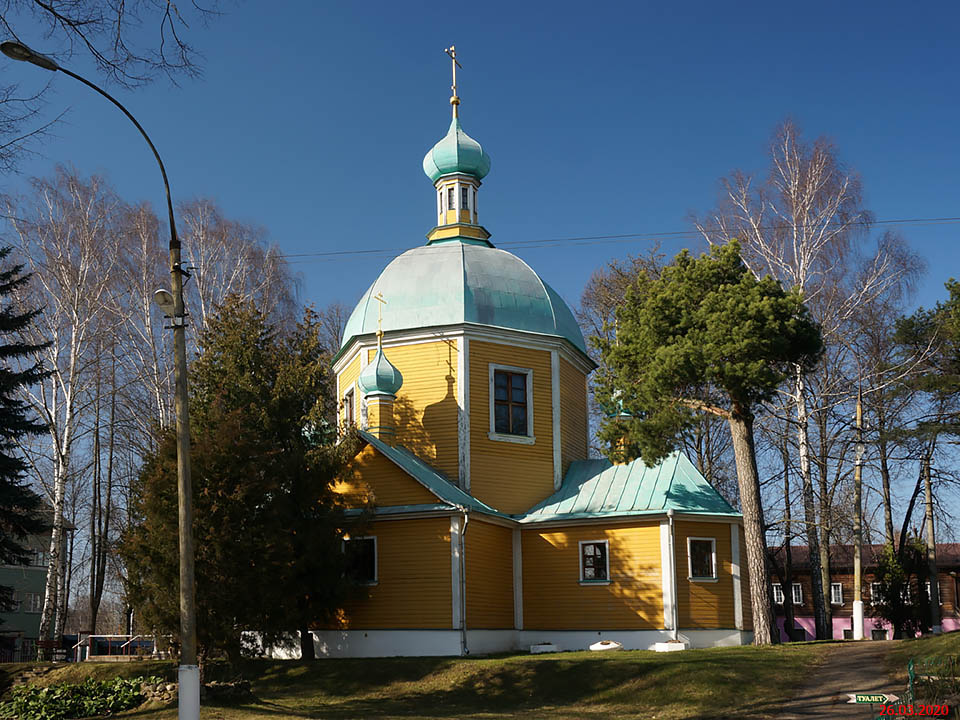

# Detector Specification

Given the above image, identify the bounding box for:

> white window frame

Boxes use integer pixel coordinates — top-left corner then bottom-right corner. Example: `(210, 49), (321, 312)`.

(343, 535), (378, 586)
(578, 539), (610, 585)
(343, 387), (355, 426)
(830, 582), (843, 605)
(488, 363), (535, 444)
(772, 583), (784, 605)
(791, 582), (803, 605)
(924, 580), (944, 606)
(871, 582), (883, 602)
(687, 537), (718, 582)
(24, 591), (42, 613)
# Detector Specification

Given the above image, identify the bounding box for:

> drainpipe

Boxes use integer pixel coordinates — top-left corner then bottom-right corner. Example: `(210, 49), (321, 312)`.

(458, 509), (470, 656)
(667, 509), (679, 641)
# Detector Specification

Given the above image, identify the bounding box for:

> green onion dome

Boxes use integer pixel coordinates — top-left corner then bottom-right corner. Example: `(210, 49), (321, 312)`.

(357, 345), (404, 397)
(422, 117), (491, 182)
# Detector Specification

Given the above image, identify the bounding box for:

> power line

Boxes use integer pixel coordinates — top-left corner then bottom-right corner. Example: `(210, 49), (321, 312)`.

(277, 216), (960, 264)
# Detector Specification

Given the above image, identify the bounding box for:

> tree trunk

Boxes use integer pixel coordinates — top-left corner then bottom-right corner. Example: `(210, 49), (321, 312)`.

(814, 408), (833, 634)
(728, 408), (774, 645)
(876, 404), (896, 547)
(782, 435), (795, 642)
(299, 626), (315, 661)
(793, 369), (828, 639)
(37, 456), (67, 658)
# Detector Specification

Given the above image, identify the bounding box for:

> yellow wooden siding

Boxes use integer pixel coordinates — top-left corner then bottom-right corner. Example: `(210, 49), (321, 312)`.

(674, 520), (737, 628)
(522, 522), (662, 629)
(340, 517), (452, 629)
(334, 444), (437, 508)
(739, 525), (753, 631)
(559, 358), (588, 475)
(465, 521), (514, 629)
(368, 341), (460, 480)
(338, 352), (362, 425)
(469, 341), (554, 514)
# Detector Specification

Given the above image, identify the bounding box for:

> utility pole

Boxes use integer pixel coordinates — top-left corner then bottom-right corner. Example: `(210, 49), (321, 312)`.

(852, 388), (864, 640)
(923, 456), (941, 634)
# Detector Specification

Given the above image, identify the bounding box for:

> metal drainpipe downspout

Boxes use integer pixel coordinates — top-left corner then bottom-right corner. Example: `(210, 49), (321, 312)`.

(667, 509), (679, 642)
(459, 508), (470, 656)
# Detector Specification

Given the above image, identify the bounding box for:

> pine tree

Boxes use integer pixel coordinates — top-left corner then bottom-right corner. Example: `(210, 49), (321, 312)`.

(0, 247), (49, 614)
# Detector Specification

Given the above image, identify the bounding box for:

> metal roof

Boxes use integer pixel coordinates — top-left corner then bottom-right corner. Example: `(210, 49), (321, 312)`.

(358, 430), (509, 518)
(422, 116), (491, 182)
(521, 452), (740, 523)
(338, 240), (588, 356)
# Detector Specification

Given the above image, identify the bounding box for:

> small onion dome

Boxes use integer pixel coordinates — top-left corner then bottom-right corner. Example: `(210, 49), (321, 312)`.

(358, 346), (403, 397)
(423, 117), (491, 182)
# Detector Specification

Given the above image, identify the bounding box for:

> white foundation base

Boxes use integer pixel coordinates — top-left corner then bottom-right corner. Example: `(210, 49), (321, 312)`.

(178, 665), (200, 720)
(852, 600), (864, 640)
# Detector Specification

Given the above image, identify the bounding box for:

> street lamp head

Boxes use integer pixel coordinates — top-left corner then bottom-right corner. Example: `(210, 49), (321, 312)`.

(153, 288), (175, 316)
(1, 41), (59, 71)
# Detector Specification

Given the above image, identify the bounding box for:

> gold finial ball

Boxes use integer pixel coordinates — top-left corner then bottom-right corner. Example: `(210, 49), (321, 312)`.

(450, 96), (461, 106)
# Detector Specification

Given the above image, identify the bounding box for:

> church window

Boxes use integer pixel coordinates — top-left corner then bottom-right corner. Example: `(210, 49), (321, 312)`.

(493, 369), (529, 436)
(447, 186), (455, 211)
(772, 583), (784, 604)
(461, 186), (469, 210)
(792, 582), (803, 605)
(343, 388), (355, 426)
(687, 537), (717, 581)
(579, 540), (609, 583)
(344, 536), (377, 585)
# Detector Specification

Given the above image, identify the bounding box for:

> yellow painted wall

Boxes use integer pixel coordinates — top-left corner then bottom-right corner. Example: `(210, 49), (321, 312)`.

(340, 517), (452, 629)
(674, 520), (737, 628)
(559, 358), (588, 475)
(469, 341), (554, 514)
(522, 522), (662, 629)
(465, 521), (514, 629)
(334, 444), (437, 508)
(338, 352), (362, 426)
(368, 341), (460, 480)
(739, 525), (753, 631)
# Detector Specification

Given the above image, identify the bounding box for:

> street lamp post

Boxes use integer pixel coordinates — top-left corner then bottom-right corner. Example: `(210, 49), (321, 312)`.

(1, 41), (200, 720)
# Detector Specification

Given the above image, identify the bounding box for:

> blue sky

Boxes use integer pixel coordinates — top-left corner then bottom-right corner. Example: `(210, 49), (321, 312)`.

(4, 0), (959, 318)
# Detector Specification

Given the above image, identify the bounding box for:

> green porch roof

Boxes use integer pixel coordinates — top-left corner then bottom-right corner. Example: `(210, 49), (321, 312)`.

(521, 453), (739, 523)
(358, 430), (508, 518)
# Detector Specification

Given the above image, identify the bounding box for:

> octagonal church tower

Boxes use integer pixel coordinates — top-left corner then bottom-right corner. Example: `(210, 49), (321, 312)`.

(322, 56), (750, 658)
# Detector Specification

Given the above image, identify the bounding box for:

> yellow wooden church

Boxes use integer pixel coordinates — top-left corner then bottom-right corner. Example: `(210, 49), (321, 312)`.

(315, 56), (753, 657)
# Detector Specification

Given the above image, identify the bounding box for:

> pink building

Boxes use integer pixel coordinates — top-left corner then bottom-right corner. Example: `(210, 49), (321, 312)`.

(770, 543), (960, 641)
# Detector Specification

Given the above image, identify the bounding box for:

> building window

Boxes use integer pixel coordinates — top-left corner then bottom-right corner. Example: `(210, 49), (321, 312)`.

(489, 365), (534, 442)
(772, 583), (784, 605)
(461, 186), (469, 211)
(344, 536), (377, 585)
(343, 388), (354, 426)
(871, 582), (883, 602)
(792, 583), (803, 605)
(447, 186), (455, 212)
(24, 592), (42, 613)
(579, 540), (609, 583)
(924, 580), (944, 606)
(687, 537), (717, 581)
(830, 582), (843, 605)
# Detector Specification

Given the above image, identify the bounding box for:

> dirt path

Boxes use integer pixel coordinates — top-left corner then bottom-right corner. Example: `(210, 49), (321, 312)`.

(779, 641), (900, 719)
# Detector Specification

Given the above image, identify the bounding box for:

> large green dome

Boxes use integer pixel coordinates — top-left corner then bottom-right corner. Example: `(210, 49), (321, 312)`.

(422, 117), (491, 182)
(339, 240), (586, 355)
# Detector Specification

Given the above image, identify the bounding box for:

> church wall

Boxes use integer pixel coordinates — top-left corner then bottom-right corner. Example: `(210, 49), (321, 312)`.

(559, 358), (588, 475)
(369, 341), (460, 480)
(339, 352), (362, 425)
(334, 444), (436, 508)
(338, 517), (452, 629)
(521, 522), (663, 630)
(673, 520), (738, 629)
(469, 340), (554, 514)
(465, 520), (514, 629)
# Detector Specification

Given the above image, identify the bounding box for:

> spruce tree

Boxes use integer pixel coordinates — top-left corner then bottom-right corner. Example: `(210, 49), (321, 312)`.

(0, 247), (49, 613)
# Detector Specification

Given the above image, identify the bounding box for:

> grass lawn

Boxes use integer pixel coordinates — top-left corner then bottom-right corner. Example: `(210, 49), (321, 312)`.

(885, 632), (960, 680)
(3, 643), (829, 720)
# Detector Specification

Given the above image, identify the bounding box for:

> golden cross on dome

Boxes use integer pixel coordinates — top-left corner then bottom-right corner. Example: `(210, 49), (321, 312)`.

(445, 45), (462, 118)
(372, 292), (387, 346)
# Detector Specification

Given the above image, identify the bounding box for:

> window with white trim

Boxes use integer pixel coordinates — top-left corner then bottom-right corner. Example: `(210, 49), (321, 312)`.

(687, 537), (717, 581)
(344, 536), (377, 585)
(871, 582), (883, 602)
(791, 582), (803, 605)
(343, 388), (355, 426)
(830, 582), (843, 605)
(461, 186), (469, 211)
(447, 186), (455, 212)
(579, 540), (609, 583)
(772, 583), (784, 605)
(489, 364), (534, 443)
(24, 591), (42, 613)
